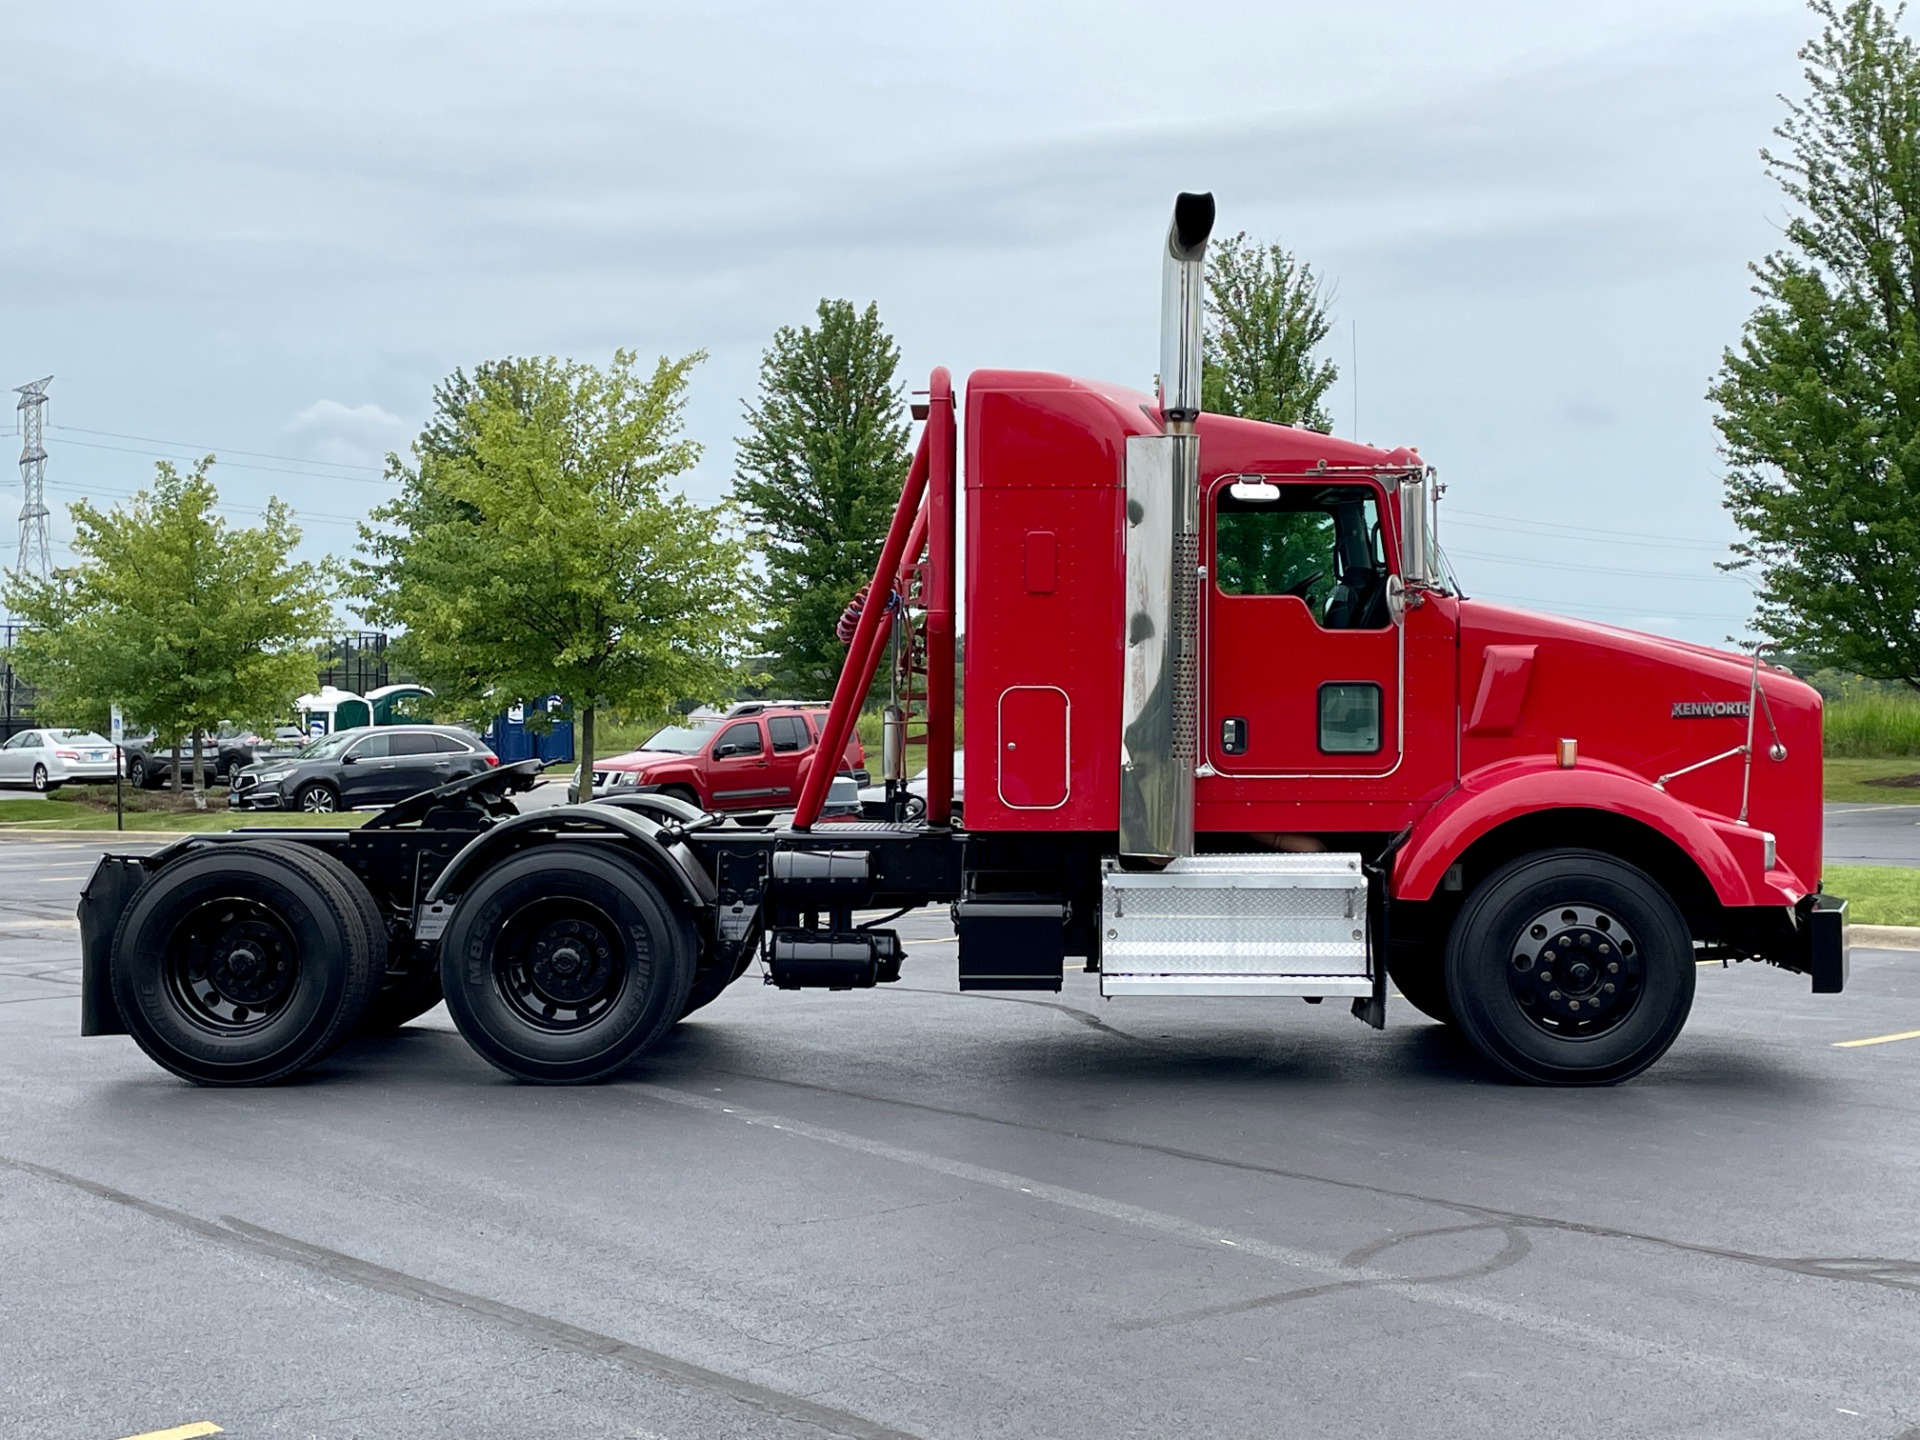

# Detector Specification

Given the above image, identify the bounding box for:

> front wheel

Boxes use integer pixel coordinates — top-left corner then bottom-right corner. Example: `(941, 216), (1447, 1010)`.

(297, 782), (339, 814)
(440, 847), (696, 1083)
(128, 756), (151, 789)
(1445, 850), (1694, 1086)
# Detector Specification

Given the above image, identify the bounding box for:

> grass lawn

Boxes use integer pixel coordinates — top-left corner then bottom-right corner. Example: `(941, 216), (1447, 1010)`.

(1824, 757), (1920, 804)
(0, 784), (367, 833)
(1822, 864), (1920, 926)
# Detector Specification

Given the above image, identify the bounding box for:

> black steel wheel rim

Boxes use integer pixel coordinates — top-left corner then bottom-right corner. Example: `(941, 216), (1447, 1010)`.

(164, 897), (302, 1034)
(1506, 903), (1646, 1039)
(493, 898), (627, 1032)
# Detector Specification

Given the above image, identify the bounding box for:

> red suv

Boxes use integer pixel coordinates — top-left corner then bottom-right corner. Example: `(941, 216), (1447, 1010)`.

(591, 704), (867, 812)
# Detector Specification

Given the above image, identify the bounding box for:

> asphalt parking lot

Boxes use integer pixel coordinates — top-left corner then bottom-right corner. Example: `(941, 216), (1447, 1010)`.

(2, 834), (1919, 1440)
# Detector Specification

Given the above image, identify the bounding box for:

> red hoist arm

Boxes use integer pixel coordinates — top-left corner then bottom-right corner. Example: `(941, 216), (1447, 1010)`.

(921, 369), (957, 826)
(792, 394), (935, 830)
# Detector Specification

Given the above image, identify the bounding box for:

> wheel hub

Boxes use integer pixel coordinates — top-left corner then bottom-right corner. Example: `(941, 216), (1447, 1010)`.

(1507, 904), (1644, 1037)
(498, 903), (624, 1031)
(167, 903), (299, 1032)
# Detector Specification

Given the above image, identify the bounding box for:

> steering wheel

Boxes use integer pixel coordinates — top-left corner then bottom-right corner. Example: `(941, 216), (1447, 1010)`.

(1282, 569), (1325, 600)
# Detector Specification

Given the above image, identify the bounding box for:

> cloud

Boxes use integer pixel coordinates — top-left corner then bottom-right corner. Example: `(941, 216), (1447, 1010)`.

(283, 400), (411, 469)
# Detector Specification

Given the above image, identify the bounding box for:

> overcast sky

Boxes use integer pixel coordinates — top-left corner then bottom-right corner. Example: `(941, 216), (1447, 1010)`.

(1, 0), (1828, 644)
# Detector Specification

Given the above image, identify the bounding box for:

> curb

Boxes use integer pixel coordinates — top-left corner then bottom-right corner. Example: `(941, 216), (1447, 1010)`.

(1848, 924), (1920, 951)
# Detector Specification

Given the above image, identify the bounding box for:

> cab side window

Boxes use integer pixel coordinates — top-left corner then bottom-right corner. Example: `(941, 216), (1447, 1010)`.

(387, 733), (437, 757)
(1214, 482), (1390, 631)
(714, 722), (763, 758)
(348, 733), (391, 760)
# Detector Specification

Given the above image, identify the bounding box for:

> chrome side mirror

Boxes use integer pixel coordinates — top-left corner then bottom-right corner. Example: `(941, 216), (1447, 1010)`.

(1399, 472), (1437, 590)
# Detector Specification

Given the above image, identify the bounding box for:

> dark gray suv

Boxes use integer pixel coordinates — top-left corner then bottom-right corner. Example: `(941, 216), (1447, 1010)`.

(228, 725), (497, 813)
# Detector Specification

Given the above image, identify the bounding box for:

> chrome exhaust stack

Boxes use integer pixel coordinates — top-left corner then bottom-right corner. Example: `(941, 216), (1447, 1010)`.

(1120, 192), (1214, 864)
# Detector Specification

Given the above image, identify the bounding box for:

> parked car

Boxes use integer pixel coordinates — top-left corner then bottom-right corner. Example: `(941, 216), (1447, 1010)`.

(122, 729), (261, 789)
(0, 729), (121, 791)
(858, 753), (965, 824)
(228, 724), (497, 813)
(586, 703), (867, 811)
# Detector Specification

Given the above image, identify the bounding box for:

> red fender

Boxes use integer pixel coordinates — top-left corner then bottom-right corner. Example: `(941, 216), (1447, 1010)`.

(1394, 757), (1800, 907)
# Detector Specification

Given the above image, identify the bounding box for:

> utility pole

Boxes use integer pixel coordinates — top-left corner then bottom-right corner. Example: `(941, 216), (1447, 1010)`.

(13, 377), (53, 581)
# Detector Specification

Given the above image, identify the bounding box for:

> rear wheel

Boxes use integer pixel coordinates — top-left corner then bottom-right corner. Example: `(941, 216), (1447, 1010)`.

(1445, 849), (1693, 1086)
(439, 847), (696, 1083)
(31, 764), (48, 793)
(109, 843), (386, 1085)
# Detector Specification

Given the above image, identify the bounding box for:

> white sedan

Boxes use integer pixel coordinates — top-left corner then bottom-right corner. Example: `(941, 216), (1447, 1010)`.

(0, 729), (122, 791)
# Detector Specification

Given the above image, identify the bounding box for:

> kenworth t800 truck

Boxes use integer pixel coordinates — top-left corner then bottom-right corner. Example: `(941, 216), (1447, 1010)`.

(77, 194), (1847, 1088)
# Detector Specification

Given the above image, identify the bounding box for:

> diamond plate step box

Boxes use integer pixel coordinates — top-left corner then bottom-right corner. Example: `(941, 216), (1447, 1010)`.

(1099, 853), (1371, 997)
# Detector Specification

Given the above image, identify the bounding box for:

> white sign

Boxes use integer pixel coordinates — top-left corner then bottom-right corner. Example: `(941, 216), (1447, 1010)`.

(109, 704), (124, 745)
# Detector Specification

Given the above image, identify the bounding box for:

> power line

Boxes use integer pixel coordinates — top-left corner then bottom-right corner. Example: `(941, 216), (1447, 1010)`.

(1446, 507), (1731, 551)
(50, 423), (392, 476)
(1447, 546), (1755, 585)
(40, 477), (364, 529)
(51, 435), (399, 486)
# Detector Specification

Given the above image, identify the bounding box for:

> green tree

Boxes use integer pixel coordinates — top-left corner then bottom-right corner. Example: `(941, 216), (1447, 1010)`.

(1712, 0), (1920, 686)
(356, 350), (756, 772)
(2, 458), (335, 800)
(732, 300), (912, 695)
(1202, 231), (1340, 432)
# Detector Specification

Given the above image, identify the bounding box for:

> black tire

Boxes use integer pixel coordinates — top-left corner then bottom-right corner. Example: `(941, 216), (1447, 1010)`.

(660, 784), (701, 811)
(296, 782), (340, 814)
(439, 847), (697, 1083)
(30, 764), (48, 793)
(1388, 944), (1455, 1026)
(128, 756), (152, 789)
(1445, 849), (1694, 1086)
(243, 840), (433, 1034)
(109, 843), (386, 1085)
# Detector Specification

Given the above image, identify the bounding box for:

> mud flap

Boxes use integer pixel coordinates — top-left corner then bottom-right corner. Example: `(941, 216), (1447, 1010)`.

(78, 854), (148, 1036)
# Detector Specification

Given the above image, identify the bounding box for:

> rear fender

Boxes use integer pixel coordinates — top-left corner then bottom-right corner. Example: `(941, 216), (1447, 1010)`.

(423, 805), (715, 912)
(1394, 757), (1769, 906)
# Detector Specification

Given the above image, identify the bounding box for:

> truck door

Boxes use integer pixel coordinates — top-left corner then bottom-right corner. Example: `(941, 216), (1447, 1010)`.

(1205, 478), (1400, 776)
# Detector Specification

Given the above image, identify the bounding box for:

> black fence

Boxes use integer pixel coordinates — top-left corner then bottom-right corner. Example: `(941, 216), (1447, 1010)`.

(0, 624), (36, 742)
(316, 631), (393, 696)
(0, 629), (394, 740)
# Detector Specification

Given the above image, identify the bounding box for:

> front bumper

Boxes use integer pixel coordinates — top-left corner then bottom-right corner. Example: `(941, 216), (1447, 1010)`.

(227, 782), (287, 810)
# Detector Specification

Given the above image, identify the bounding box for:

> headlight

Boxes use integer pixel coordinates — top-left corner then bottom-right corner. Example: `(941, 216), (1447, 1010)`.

(254, 769), (294, 784)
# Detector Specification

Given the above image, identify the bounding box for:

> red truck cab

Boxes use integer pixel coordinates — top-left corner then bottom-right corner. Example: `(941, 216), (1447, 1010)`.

(595, 703), (867, 812)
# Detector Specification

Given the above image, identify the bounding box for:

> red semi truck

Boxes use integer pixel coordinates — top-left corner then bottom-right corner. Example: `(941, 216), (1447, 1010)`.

(77, 194), (1846, 1088)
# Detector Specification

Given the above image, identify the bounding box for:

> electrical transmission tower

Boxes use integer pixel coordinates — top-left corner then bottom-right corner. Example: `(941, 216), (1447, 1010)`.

(14, 377), (52, 581)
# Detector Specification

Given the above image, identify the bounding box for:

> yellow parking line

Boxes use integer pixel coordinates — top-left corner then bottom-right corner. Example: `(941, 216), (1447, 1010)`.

(114, 1424), (221, 1440)
(1833, 1028), (1920, 1049)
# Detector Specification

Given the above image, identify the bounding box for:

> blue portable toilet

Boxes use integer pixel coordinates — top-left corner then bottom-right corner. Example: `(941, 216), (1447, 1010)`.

(485, 696), (574, 765)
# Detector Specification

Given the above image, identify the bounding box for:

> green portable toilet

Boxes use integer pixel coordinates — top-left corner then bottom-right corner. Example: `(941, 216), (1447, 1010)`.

(298, 686), (372, 735)
(367, 683), (435, 726)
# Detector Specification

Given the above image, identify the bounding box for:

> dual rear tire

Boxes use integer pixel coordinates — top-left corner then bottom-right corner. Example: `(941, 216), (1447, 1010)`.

(438, 848), (696, 1084)
(110, 842), (388, 1085)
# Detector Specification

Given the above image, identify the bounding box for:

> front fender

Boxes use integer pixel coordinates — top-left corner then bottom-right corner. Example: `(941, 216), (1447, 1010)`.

(1394, 757), (1796, 907)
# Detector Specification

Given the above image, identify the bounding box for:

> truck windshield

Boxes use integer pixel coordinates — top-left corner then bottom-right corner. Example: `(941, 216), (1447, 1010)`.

(638, 725), (712, 754)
